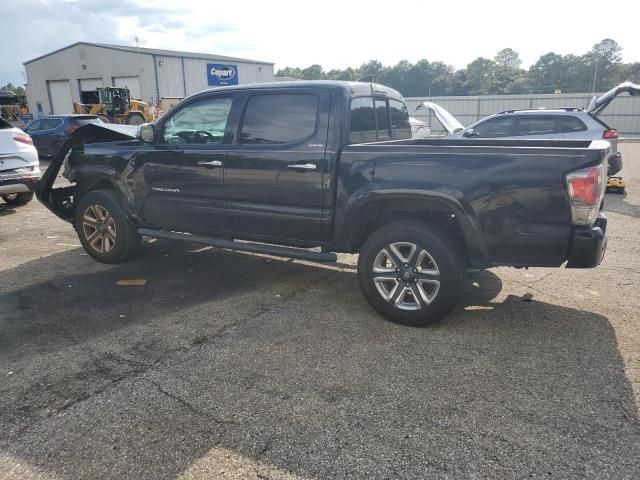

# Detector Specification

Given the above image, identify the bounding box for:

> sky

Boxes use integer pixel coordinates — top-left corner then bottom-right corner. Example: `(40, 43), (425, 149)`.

(3, 0), (640, 86)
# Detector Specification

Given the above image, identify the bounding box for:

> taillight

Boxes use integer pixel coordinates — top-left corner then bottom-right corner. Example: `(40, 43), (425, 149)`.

(65, 124), (80, 134)
(603, 129), (618, 139)
(13, 134), (33, 145)
(566, 165), (606, 225)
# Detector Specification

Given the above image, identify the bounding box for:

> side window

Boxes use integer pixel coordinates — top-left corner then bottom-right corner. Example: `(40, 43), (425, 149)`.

(514, 116), (557, 136)
(240, 94), (318, 144)
(40, 118), (62, 130)
(26, 120), (42, 132)
(389, 99), (411, 139)
(375, 98), (390, 139)
(473, 117), (514, 138)
(558, 116), (587, 133)
(163, 97), (233, 144)
(350, 97), (376, 143)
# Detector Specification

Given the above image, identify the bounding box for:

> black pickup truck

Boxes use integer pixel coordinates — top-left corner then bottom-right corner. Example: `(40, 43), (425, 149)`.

(38, 81), (609, 326)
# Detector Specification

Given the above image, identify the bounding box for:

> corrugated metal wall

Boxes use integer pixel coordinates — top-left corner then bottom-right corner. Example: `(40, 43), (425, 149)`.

(25, 44), (275, 115)
(405, 93), (640, 136)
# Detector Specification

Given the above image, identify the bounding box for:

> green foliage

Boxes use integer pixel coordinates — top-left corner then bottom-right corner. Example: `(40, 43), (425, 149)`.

(275, 39), (638, 97)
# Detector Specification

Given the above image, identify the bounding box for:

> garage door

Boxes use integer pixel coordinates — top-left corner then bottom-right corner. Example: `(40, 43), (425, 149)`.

(48, 80), (73, 114)
(113, 76), (141, 100)
(79, 78), (103, 92)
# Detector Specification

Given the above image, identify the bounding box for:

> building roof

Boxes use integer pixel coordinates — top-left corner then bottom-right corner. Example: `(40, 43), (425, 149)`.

(24, 41), (274, 66)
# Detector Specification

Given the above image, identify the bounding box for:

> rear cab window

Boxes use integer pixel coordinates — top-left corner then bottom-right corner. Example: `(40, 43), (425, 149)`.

(375, 98), (390, 140)
(350, 95), (411, 143)
(350, 97), (377, 143)
(389, 99), (411, 139)
(240, 94), (318, 144)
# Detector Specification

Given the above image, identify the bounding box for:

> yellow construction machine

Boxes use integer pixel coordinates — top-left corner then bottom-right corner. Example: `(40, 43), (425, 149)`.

(73, 87), (154, 125)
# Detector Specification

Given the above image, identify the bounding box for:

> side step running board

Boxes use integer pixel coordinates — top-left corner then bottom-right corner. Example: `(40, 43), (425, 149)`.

(137, 228), (338, 263)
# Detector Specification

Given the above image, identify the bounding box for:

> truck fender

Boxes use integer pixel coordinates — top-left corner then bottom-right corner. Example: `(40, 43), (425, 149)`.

(339, 187), (491, 267)
(36, 123), (137, 222)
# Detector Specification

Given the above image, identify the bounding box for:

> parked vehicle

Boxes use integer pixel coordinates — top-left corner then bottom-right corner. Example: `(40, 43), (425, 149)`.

(444, 82), (640, 176)
(24, 115), (103, 157)
(38, 81), (609, 326)
(73, 87), (154, 125)
(0, 118), (40, 206)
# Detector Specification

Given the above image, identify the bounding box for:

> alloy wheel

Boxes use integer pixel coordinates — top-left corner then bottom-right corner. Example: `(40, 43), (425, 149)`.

(372, 242), (440, 310)
(82, 204), (117, 254)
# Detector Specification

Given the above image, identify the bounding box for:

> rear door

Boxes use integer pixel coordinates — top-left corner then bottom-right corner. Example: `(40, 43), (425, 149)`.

(223, 88), (330, 242)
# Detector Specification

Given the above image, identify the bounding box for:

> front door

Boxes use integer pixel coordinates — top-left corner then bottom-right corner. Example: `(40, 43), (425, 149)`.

(139, 94), (235, 232)
(223, 89), (330, 243)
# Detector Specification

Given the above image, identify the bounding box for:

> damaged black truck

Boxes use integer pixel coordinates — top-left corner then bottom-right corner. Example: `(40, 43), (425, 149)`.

(38, 81), (609, 326)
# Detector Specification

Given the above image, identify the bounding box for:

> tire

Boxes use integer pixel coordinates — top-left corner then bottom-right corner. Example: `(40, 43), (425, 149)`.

(75, 189), (141, 264)
(97, 114), (111, 124)
(126, 112), (145, 126)
(2, 192), (34, 206)
(357, 221), (464, 327)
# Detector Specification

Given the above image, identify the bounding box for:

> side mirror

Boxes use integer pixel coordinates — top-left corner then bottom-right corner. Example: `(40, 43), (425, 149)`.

(138, 123), (154, 143)
(462, 129), (478, 138)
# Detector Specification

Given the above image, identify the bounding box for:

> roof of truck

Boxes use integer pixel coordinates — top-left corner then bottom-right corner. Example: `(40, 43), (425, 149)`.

(194, 80), (405, 100)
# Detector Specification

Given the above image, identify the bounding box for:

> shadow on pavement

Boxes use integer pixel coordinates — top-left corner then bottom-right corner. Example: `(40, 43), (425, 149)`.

(605, 190), (640, 219)
(1, 246), (639, 478)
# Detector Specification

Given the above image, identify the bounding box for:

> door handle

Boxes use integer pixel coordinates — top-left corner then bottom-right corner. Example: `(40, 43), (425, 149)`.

(198, 160), (223, 167)
(287, 163), (317, 170)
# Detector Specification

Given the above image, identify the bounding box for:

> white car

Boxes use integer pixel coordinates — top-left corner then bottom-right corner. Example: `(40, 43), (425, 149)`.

(0, 119), (40, 206)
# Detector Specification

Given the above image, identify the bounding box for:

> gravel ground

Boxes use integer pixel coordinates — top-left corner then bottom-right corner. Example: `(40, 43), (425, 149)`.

(1, 144), (639, 479)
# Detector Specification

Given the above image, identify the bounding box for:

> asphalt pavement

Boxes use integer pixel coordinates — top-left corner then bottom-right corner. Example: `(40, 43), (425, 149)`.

(1, 144), (639, 479)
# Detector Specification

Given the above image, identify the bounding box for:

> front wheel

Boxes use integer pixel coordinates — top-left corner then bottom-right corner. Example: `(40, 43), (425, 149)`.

(357, 221), (464, 326)
(75, 190), (141, 264)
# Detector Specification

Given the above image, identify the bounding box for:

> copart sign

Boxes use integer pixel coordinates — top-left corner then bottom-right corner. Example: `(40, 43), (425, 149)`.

(207, 64), (238, 86)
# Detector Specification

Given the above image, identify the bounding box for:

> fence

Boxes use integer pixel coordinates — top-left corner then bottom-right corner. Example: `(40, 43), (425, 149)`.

(405, 92), (640, 136)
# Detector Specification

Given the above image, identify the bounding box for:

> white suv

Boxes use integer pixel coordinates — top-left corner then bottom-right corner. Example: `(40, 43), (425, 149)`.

(0, 119), (40, 206)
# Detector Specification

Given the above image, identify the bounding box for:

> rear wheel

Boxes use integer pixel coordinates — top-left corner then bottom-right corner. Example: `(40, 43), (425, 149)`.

(357, 221), (464, 326)
(75, 190), (141, 264)
(2, 192), (34, 206)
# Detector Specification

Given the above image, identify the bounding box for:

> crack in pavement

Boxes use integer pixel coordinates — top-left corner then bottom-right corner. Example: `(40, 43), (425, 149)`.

(148, 379), (236, 425)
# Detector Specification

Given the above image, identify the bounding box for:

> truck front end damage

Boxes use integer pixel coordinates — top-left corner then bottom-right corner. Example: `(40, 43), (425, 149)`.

(36, 123), (137, 222)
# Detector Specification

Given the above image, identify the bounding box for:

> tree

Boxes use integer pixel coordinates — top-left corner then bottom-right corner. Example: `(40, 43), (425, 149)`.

(275, 67), (302, 78)
(300, 64), (326, 80)
(1, 83), (26, 96)
(495, 48), (521, 70)
(583, 38), (623, 91)
(272, 38), (636, 97)
(359, 60), (385, 81)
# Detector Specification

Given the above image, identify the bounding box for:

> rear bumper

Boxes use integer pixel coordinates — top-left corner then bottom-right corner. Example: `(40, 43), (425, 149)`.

(566, 214), (607, 268)
(0, 168), (41, 195)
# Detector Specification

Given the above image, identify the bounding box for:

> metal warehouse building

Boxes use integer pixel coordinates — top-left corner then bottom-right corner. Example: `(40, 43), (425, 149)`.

(23, 42), (274, 116)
